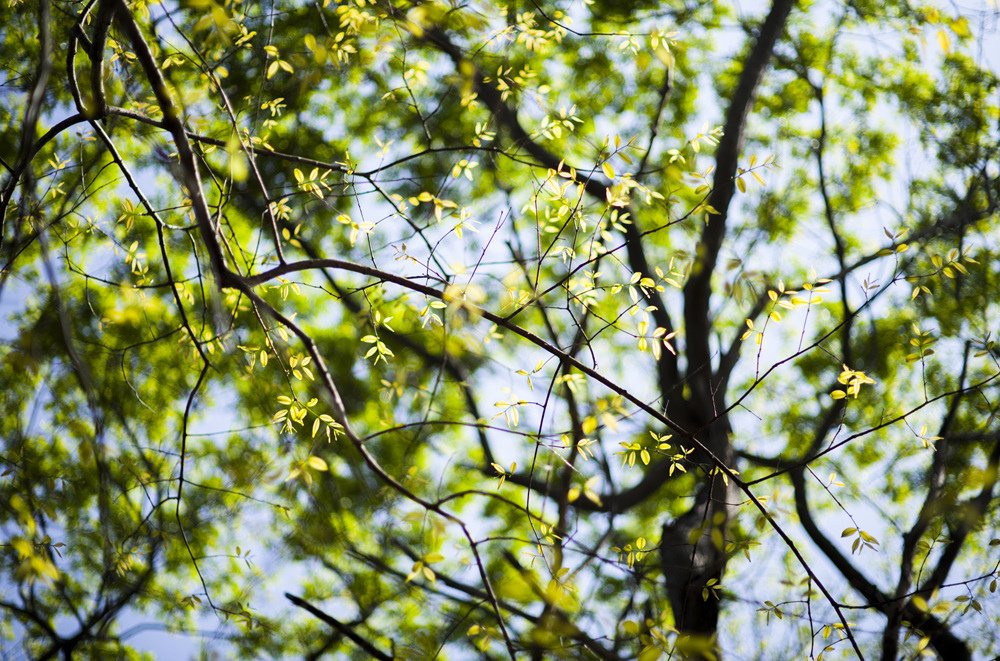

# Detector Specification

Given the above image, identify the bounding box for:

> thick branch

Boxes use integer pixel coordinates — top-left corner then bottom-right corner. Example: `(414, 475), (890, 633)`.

(114, 0), (229, 286)
(790, 469), (971, 659)
(682, 0), (794, 383)
(918, 436), (1000, 596)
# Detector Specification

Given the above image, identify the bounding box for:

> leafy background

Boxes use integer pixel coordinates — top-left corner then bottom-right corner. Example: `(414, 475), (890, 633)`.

(1, 0), (999, 658)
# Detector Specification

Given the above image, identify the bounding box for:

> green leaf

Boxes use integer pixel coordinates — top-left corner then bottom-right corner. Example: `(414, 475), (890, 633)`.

(306, 456), (328, 472)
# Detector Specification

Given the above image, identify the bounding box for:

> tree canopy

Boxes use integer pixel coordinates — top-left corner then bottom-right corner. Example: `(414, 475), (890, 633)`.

(2, 0), (999, 658)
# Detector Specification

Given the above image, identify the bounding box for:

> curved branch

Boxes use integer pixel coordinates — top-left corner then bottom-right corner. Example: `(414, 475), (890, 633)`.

(682, 0), (794, 384)
(790, 469), (971, 660)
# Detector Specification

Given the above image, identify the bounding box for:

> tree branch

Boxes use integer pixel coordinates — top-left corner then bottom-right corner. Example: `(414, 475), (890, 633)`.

(682, 0), (794, 385)
(790, 468), (971, 659)
(285, 593), (393, 661)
